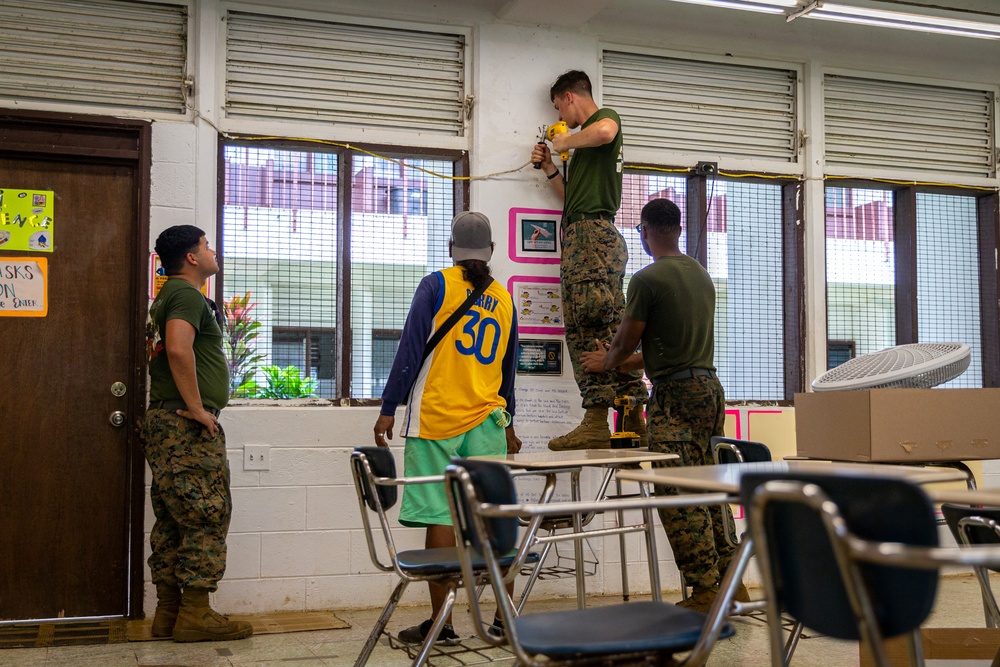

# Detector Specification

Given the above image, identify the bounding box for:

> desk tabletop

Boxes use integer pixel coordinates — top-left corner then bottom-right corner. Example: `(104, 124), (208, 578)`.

(471, 448), (679, 469)
(615, 460), (970, 493)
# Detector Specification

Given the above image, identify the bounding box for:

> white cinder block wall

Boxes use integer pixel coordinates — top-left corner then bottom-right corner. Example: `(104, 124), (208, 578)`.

(138, 0), (1000, 616)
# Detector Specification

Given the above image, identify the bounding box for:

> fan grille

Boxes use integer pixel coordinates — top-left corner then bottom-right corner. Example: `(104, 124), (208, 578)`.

(812, 343), (971, 391)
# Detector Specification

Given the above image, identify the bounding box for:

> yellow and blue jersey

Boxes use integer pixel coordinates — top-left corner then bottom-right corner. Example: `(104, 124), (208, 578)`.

(380, 265), (517, 440)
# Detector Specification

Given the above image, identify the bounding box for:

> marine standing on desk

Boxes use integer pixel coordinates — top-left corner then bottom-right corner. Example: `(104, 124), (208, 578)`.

(530, 69), (647, 451)
(599, 198), (742, 614)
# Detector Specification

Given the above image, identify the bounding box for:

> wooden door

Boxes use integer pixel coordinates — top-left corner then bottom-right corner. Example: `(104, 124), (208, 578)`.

(0, 112), (149, 621)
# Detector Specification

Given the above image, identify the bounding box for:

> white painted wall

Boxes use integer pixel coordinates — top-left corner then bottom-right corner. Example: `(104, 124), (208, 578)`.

(126, 0), (1000, 615)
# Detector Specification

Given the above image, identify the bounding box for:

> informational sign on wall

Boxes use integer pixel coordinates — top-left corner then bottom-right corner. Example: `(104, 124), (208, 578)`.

(507, 275), (564, 335)
(0, 257), (48, 317)
(517, 339), (562, 375)
(0, 188), (55, 252)
(508, 207), (562, 264)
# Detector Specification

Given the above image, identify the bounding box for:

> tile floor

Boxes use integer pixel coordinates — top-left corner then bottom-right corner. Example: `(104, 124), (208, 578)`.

(0, 574), (992, 667)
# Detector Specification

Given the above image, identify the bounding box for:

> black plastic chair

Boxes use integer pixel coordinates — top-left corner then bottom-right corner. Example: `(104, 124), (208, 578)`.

(710, 436), (773, 550)
(711, 436), (772, 465)
(350, 447), (528, 667)
(445, 458), (737, 667)
(941, 503), (1000, 627)
(741, 472), (942, 667)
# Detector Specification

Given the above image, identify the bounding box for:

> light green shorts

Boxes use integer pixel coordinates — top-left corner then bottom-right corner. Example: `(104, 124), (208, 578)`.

(399, 417), (506, 528)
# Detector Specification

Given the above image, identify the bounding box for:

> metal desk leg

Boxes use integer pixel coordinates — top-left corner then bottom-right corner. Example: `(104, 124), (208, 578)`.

(615, 476), (630, 602)
(572, 469), (586, 609)
(639, 479), (662, 603)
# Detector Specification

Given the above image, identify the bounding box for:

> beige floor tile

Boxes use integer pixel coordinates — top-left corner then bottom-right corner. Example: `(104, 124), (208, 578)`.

(0, 574), (995, 667)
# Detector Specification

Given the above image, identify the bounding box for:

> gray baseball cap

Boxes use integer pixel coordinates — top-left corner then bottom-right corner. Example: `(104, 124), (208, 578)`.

(451, 211), (493, 262)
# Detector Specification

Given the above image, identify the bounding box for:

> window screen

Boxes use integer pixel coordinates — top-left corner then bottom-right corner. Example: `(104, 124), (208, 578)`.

(619, 173), (788, 401)
(916, 193), (983, 388)
(825, 187), (896, 363)
(349, 155), (454, 399)
(707, 180), (785, 400)
(221, 142), (457, 400)
(619, 173), (687, 287)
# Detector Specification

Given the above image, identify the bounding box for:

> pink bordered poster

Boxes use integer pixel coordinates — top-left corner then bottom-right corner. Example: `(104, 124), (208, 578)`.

(508, 275), (564, 335)
(508, 207), (562, 264)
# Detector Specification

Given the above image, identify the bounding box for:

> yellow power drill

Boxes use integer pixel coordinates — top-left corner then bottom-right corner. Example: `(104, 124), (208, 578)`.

(610, 395), (642, 449)
(534, 121), (570, 170)
(546, 121), (569, 163)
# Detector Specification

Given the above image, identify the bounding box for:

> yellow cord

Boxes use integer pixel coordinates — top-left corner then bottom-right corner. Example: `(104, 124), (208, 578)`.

(223, 133), (997, 192)
(827, 175), (997, 192)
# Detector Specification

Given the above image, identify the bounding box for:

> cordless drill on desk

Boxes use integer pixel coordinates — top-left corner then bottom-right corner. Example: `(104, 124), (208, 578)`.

(610, 395), (642, 449)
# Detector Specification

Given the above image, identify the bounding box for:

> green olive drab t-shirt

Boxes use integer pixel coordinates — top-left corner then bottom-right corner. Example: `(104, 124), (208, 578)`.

(563, 108), (624, 217)
(147, 278), (230, 410)
(624, 254), (717, 383)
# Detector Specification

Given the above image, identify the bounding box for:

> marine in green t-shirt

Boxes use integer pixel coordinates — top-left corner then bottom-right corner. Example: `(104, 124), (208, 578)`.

(141, 225), (253, 642)
(529, 69), (646, 451)
(625, 254), (716, 382)
(147, 277), (229, 410)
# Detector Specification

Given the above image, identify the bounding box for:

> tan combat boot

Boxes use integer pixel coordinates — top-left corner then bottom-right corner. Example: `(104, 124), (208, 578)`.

(623, 403), (648, 447)
(151, 583), (181, 638)
(548, 406), (611, 450)
(172, 588), (253, 642)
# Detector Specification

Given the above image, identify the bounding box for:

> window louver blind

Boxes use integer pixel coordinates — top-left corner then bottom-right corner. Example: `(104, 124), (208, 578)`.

(0, 0), (187, 114)
(602, 50), (798, 162)
(824, 74), (995, 178)
(225, 11), (466, 136)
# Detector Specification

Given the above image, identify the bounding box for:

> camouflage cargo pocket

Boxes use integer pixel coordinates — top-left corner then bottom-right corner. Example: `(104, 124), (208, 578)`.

(563, 279), (617, 329)
(171, 458), (231, 525)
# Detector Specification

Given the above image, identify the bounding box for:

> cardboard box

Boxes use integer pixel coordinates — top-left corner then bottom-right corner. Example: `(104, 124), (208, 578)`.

(795, 388), (1000, 462)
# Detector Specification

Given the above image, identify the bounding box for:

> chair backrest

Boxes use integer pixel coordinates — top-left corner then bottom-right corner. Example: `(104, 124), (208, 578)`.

(352, 446), (399, 512)
(447, 458), (520, 555)
(941, 504), (1000, 572)
(711, 436), (772, 464)
(941, 504), (1000, 547)
(740, 472), (938, 640)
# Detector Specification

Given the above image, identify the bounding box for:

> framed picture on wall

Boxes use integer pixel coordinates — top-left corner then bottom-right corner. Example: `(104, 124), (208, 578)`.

(508, 208), (561, 264)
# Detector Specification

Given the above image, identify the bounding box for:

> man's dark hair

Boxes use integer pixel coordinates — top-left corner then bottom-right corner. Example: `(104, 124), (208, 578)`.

(550, 70), (593, 101)
(155, 225), (205, 275)
(457, 259), (492, 290)
(640, 198), (682, 232)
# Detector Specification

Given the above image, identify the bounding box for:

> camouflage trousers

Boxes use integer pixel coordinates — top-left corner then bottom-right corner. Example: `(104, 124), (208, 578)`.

(646, 375), (735, 589)
(561, 217), (645, 408)
(141, 409), (232, 591)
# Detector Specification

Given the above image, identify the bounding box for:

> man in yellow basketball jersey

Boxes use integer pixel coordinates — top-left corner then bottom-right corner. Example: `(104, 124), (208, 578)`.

(374, 211), (521, 645)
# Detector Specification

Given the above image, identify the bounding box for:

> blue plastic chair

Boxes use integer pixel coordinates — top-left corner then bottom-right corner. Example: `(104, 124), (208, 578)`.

(445, 458), (736, 667)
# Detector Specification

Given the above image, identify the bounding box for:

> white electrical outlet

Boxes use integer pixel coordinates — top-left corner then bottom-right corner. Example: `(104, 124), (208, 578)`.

(244, 445), (270, 471)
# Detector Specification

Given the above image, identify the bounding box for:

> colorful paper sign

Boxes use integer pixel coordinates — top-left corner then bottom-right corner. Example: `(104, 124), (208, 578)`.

(0, 189), (55, 253)
(149, 253), (210, 298)
(507, 275), (564, 335)
(0, 257), (48, 317)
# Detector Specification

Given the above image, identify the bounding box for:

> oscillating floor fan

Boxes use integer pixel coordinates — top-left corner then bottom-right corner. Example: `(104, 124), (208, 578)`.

(812, 342), (971, 392)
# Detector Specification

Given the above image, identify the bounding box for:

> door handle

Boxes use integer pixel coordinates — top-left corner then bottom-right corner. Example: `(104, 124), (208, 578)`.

(109, 411), (126, 427)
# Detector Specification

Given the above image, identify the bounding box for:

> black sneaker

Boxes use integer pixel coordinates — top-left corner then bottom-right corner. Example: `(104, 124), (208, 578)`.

(397, 618), (460, 646)
(486, 614), (505, 639)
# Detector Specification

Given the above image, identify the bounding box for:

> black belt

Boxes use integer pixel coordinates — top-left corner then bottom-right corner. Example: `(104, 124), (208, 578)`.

(149, 400), (221, 417)
(564, 212), (615, 224)
(656, 368), (716, 384)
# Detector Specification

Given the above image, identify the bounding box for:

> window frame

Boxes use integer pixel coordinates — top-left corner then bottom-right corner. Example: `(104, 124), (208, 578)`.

(216, 134), (469, 404)
(625, 166), (806, 403)
(823, 180), (1000, 386)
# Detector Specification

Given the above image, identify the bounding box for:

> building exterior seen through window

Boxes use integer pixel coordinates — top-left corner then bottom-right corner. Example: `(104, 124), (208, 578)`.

(221, 142), (456, 400)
